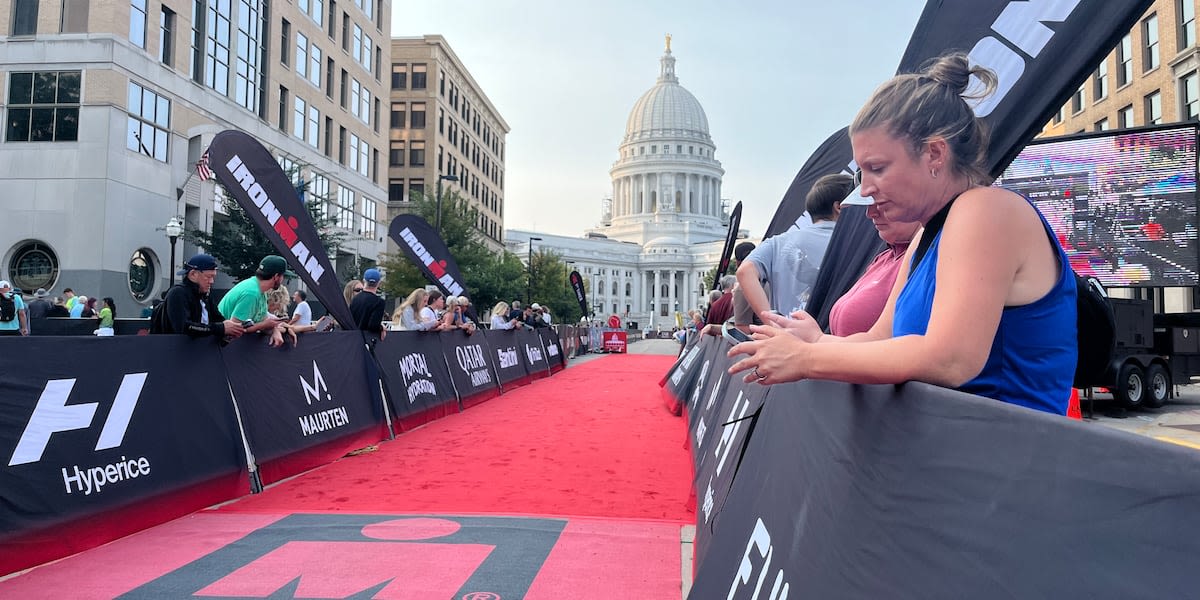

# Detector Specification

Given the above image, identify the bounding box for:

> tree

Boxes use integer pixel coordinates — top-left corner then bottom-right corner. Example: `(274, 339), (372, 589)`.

(185, 167), (345, 281)
(528, 249), (584, 323)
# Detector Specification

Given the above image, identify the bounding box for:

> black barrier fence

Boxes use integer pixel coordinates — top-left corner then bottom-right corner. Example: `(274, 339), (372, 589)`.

(0, 327), (568, 576)
(485, 329), (529, 388)
(668, 336), (1200, 598)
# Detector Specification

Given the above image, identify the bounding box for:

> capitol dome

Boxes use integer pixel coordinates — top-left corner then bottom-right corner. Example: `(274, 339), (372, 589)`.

(622, 47), (711, 144)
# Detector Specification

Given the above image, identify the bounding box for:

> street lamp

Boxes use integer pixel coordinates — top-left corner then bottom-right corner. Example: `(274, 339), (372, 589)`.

(435, 174), (459, 235)
(527, 237), (542, 305)
(164, 215), (184, 287)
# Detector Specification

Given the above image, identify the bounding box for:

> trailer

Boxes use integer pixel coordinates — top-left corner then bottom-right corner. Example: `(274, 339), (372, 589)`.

(1100, 298), (1200, 408)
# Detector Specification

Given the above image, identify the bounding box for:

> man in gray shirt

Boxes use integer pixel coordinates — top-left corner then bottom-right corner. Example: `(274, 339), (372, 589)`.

(737, 173), (855, 319)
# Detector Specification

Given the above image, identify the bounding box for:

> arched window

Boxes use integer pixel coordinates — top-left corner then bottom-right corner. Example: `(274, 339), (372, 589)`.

(598, 279), (605, 296)
(611, 281), (618, 295)
(625, 282), (632, 297)
(128, 249), (157, 301)
(661, 284), (669, 297)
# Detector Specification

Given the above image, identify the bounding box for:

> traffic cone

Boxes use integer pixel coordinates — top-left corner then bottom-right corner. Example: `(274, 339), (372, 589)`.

(1067, 388), (1082, 420)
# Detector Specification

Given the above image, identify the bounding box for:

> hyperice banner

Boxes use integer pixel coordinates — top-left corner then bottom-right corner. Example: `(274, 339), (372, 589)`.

(204, 130), (354, 330)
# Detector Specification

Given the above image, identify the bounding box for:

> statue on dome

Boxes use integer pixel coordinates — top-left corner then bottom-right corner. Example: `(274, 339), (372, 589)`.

(665, 34), (672, 52)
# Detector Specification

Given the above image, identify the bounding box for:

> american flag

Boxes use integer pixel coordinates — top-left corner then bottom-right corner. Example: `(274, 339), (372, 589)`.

(195, 151), (214, 182)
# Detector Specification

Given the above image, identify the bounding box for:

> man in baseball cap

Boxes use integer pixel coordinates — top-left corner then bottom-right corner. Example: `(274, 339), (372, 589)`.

(151, 253), (244, 339)
(0, 280), (29, 336)
(351, 267), (387, 339)
(217, 255), (294, 346)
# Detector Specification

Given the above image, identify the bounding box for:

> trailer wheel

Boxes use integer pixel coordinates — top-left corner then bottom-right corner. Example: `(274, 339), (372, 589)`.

(1144, 364), (1170, 409)
(1116, 363), (1146, 409)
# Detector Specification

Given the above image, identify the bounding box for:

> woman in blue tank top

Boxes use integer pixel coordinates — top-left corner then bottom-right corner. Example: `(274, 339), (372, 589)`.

(727, 53), (1076, 415)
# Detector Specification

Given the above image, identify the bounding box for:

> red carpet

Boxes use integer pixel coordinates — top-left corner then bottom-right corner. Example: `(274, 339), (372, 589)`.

(221, 354), (692, 521)
(0, 354), (690, 597)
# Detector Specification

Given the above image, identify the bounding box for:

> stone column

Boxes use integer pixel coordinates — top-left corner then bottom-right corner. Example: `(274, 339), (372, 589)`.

(642, 174), (650, 213)
(654, 270), (663, 324)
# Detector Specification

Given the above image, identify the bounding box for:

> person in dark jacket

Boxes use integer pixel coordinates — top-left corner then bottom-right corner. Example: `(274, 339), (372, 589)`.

(151, 253), (245, 339)
(350, 267), (387, 339)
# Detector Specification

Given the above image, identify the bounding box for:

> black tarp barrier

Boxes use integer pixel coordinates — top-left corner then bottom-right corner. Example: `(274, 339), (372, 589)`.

(0, 336), (248, 575)
(372, 331), (458, 431)
(520, 328), (551, 379)
(662, 336), (708, 415)
(538, 328), (566, 372)
(767, 0), (1156, 326)
(205, 130), (354, 330)
(686, 378), (1200, 598)
(484, 329), (530, 389)
(442, 330), (501, 408)
(220, 331), (387, 485)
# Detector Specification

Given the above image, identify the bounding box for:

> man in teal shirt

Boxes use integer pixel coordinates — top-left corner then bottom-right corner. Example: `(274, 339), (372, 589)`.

(218, 256), (293, 346)
(0, 280), (28, 336)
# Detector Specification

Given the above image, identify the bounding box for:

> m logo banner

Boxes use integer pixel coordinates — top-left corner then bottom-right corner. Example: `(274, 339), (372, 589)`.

(0, 336), (246, 575)
(389, 215), (468, 298)
(219, 332), (385, 482)
(204, 130), (354, 330)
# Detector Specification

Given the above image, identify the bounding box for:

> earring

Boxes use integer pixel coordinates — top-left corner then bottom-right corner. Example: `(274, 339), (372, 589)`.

(931, 168), (938, 179)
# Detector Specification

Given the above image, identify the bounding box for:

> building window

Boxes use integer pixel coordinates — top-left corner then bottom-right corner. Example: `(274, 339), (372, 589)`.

(341, 11), (350, 52)
(337, 186), (355, 229)
(296, 32), (309, 79)
(160, 7), (176, 65)
(280, 19), (290, 67)
(12, 0), (38, 35)
(412, 64), (427, 89)
(1145, 90), (1162, 124)
(1144, 14), (1160, 72)
(10, 242), (60, 292)
(1093, 61), (1108, 100)
(130, 0), (148, 48)
(1118, 104), (1134, 129)
(1184, 71), (1200, 121)
(61, 0), (89, 33)
(392, 63), (407, 89)
(1070, 84), (1085, 113)
(128, 249), (156, 302)
(1182, 0), (1197, 49)
(311, 173), (330, 216)
(338, 125), (346, 163)
(326, 57), (334, 97)
(411, 102), (426, 128)
(409, 178), (425, 201)
(201, 0), (231, 94)
(327, 0), (336, 38)
(324, 115), (332, 156)
(339, 69), (348, 107)
(1094, 118), (1109, 132)
(389, 140), (404, 166)
(234, 0), (264, 115)
(307, 105), (319, 148)
(300, 0), (324, 26)
(389, 179), (404, 202)
(6, 71), (81, 142)
(410, 140), (426, 166)
(391, 102), (405, 128)
(355, 0), (372, 21)
(126, 81), (170, 161)
(350, 79), (369, 124)
(293, 97), (306, 142)
(1052, 106), (1064, 124)
(309, 44), (322, 87)
(278, 86), (288, 131)
(359, 197), (377, 238)
(1117, 34), (1133, 87)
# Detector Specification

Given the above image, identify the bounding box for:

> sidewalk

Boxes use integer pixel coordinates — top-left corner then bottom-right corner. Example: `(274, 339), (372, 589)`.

(1084, 387), (1200, 451)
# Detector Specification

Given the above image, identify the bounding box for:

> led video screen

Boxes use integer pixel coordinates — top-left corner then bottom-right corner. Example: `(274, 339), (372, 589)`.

(995, 125), (1198, 287)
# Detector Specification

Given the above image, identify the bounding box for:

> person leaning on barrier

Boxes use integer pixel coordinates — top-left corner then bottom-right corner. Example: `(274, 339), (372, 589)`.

(490, 301), (520, 330)
(218, 255), (294, 347)
(392, 288), (430, 331)
(421, 290), (448, 331)
(151, 253), (245, 339)
(728, 53), (1077, 416)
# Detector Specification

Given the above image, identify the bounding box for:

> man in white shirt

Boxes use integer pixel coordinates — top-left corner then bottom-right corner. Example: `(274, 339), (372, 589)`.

(290, 290), (312, 326)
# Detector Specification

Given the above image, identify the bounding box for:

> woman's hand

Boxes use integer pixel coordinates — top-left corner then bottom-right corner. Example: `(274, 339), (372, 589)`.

(727, 324), (812, 385)
(759, 310), (823, 343)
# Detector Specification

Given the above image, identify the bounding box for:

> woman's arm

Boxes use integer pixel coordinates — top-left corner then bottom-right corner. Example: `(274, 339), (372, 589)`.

(731, 188), (1035, 388)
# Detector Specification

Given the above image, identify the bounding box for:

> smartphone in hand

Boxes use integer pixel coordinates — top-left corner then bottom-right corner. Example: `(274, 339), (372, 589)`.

(721, 321), (752, 345)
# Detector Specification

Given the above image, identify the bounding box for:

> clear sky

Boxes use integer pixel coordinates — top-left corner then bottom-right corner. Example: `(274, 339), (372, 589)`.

(392, 1), (927, 238)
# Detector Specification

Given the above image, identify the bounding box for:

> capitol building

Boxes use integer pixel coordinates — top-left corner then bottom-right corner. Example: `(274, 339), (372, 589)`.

(507, 39), (737, 329)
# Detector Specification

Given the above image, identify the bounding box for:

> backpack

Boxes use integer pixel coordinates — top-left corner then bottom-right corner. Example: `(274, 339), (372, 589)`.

(148, 288), (178, 334)
(0, 294), (16, 322)
(914, 196), (1116, 389)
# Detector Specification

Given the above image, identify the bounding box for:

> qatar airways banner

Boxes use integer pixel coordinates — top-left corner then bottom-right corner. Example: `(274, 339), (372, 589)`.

(441, 331), (500, 406)
(204, 130), (354, 330)
(389, 214), (468, 298)
(765, 0), (1155, 322)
